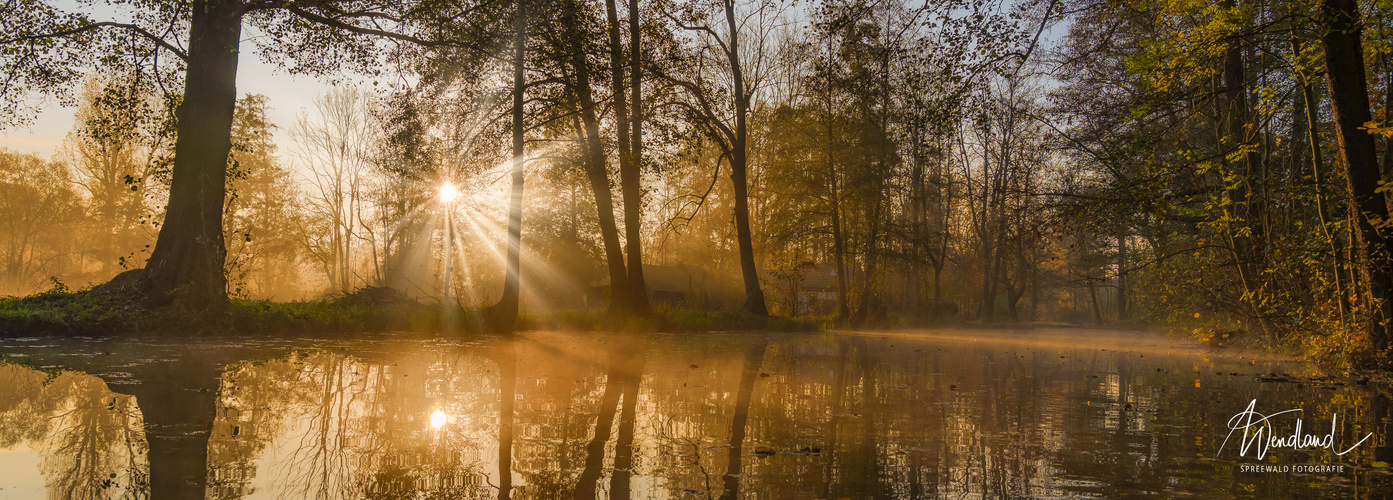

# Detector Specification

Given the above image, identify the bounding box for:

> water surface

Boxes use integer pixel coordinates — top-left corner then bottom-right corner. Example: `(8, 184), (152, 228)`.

(0, 328), (1389, 498)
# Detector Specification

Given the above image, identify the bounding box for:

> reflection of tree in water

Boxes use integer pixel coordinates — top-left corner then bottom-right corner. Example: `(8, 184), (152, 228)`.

(0, 364), (148, 499)
(207, 354), (305, 498)
(191, 332), (1393, 498)
(505, 337), (614, 497)
(207, 350), (496, 499)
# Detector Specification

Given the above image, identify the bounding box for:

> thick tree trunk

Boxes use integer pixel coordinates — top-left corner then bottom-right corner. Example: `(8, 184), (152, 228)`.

(563, 0), (629, 314)
(606, 0), (650, 316)
(731, 152), (767, 315)
(1322, 0), (1393, 356)
(492, 0), (527, 331)
(725, 2), (768, 316)
(626, 0), (650, 316)
(137, 0), (242, 308)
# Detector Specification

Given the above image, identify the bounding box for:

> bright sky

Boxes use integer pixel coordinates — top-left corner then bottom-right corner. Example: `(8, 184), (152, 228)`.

(0, 31), (334, 161)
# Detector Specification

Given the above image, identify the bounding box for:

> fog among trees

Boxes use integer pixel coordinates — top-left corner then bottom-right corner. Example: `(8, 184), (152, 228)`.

(5, 0), (1393, 359)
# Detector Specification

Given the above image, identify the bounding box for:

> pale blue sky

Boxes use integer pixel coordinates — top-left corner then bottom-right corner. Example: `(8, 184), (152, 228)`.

(0, 13), (335, 160)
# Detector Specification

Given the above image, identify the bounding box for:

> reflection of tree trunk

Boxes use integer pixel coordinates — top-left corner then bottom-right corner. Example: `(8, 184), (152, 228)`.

(821, 340), (849, 498)
(116, 359), (222, 499)
(574, 358), (624, 500)
(1371, 393), (1392, 465)
(856, 340), (886, 497)
(496, 343), (517, 500)
(719, 342), (767, 500)
(609, 353), (645, 499)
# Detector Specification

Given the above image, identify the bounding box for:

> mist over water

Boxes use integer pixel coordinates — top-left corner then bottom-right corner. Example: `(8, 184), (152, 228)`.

(0, 328), (1387, 498)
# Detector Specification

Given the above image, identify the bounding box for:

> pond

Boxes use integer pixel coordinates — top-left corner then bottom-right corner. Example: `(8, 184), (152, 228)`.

(0, 328), (1388, 499)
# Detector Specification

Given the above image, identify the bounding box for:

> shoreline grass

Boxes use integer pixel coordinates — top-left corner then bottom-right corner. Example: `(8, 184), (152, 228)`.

(0, 288), (825, 337)
(5, 289), (1387, 373)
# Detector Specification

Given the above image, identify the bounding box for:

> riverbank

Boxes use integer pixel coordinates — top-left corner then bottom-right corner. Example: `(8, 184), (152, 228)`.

(0, 286), (824, 337)
(5, 286), (1380, 371)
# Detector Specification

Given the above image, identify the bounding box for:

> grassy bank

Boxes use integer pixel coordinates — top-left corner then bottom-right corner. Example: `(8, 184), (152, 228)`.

(0, 286), (824, 337)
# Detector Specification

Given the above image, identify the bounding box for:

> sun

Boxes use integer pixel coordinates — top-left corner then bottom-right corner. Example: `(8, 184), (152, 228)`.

(430, 409), (448, 429)
(439, 183), (460, 204)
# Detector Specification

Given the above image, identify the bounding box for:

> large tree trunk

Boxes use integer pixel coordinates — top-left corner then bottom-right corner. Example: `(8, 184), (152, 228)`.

(563, 0), (630, 314)
(136, 0), (242, 308)
(1322, 0), (1393, 356)
(492, 0), (527, 331)
(626, 0), (651, 316)
(724, 2), (768, 316)
(606, 0), (650, 316)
